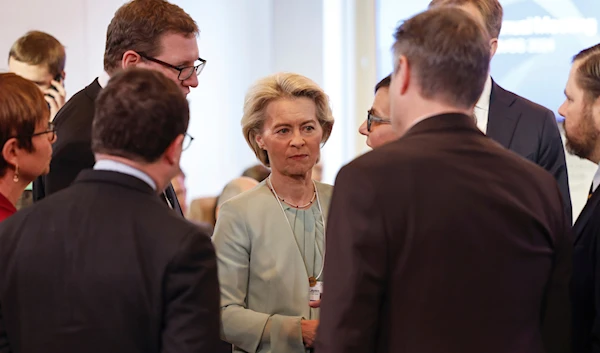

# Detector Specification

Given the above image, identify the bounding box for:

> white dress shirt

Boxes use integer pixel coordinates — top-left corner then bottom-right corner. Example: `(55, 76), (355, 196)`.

(474, 76), (493, 134)
(98, 71), (110, 89)
(591, 165), (600, 194)
(94, 159), (157, 191)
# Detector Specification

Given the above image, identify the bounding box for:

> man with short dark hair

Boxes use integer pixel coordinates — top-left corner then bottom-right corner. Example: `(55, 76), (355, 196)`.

(0, 68), (221, 353)
(358, 74), (396, 148)
(316, 7), (571, 353)
(430, 0), (572, 223)
(33, 0), (206, 212)
(560, 43), (600, 353)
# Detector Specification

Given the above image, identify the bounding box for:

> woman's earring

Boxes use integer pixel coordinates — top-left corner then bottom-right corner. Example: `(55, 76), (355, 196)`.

(13, 165), (19, 183)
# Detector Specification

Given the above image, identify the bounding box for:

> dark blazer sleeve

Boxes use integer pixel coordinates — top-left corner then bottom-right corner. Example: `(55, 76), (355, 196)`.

(539, 111), (572, 224)
(161, 228), (221, 353)
(315, 165), (388, 353)
(591, 225), (600, 353)
(0, 302), (10, 353)
(541, 188), (573, 353)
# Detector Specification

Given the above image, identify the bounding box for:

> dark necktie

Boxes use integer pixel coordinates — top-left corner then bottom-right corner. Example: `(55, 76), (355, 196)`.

(589, 183), (595, 200)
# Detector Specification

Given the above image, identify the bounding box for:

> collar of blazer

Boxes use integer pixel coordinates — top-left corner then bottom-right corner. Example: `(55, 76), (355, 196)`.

(84, 78), (103, 102)
(74, 169), (156, 196)
(574, 188), (600, 245)
(404, 112), (480, 138)
(487, 79), (520, 149)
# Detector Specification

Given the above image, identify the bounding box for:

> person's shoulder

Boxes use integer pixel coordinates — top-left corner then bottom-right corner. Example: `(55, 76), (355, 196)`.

(54, 80), (99, 130)
(494, 82), (554, 117)
(220, 181), (269, 210)
(496, 143), (557, 184)
(340, 139), (415, 178)
(314, 180), (333, 200)
(0, 192), (57, 235)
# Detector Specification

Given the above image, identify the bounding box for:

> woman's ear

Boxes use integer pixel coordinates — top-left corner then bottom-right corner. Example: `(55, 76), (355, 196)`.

(255, 134), (266, 150)
(2, 138), (19, 167)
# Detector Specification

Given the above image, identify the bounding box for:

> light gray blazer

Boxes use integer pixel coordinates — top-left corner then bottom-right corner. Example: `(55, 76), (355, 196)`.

(212, 180), (332, 353)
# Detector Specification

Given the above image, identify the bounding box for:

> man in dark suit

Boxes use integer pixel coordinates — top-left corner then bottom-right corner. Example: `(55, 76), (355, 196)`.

(0, 68), (220, 353)
(315, 7), (571, 353)
(429, 0), (572, 223)
(32, 0), (206, 216)
(560, 44), (600, 353)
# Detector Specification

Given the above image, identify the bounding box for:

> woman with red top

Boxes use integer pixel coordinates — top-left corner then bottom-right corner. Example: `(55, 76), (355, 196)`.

(0, 73), (55, 221)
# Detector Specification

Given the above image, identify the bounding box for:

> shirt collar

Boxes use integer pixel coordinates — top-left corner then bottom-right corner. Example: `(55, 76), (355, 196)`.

(592, 164), (600, 193)
(98, 71), (111, 89)
(94, 159), (157, 191)
(475, 75), (493, 111)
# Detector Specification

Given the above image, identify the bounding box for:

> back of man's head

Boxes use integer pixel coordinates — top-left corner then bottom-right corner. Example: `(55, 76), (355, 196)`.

(103, 0), (199, 74)
(8, 31), (65, 78)
(392, 7), (491, 109)
(92, 68), (189, 165)
(572, 44), (600, 103)
(428, 0), (503, 39)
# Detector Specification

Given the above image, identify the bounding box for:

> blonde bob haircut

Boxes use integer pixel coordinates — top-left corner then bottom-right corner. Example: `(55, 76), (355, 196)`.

(241, 72), (334, 167)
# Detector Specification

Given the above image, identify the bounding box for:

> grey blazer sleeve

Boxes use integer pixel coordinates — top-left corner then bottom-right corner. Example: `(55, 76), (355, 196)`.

(213, 202), (304, 353)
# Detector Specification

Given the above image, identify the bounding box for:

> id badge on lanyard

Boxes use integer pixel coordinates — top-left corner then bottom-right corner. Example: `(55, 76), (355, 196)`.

(309, 279), (323, 301)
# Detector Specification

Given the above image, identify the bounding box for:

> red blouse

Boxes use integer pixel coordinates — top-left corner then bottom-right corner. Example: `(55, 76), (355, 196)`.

(0, 192), (17, 222)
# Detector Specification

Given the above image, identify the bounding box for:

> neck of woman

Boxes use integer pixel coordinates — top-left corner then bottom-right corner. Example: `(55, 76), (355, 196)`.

(0, 175), (28, 207)
(269, 171), (315, 209)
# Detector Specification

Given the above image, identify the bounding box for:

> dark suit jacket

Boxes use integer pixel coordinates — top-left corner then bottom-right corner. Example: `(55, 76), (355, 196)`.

(572, 188), (600, 353)
(488, 80), (572, 223)
(33, 79), (183, 214)
(0, 170), (221, 353)
(315, 113), (572, 353)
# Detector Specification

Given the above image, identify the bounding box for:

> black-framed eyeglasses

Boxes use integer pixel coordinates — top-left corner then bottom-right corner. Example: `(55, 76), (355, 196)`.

(183, 132), (194, 151)
(10, 122), (56, 142)
(138, 52), (206, 81)
(367, 110), (391, 132)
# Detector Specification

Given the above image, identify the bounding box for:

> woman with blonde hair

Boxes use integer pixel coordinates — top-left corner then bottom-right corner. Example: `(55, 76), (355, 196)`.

(0, 73), (55, 221)
(213, 72), (334, 353)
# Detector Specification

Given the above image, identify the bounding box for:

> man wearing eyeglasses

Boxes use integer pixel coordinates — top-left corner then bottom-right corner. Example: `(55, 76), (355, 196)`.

(32, 0), (205, 213)
(359, 74), (395, 149)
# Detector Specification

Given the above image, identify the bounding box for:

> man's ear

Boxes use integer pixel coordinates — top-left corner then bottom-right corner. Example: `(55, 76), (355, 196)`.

(121, 50), (143, 70)
(489, 38), (498, 59)
(591, 96), (600, 130)
(163, 134), (185, 166)
(394, 55), (411, 96)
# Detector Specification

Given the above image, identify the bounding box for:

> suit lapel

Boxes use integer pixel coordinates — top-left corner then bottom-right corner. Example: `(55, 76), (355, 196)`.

(487, 80), (520, 149)
(574, 190), (600, 245)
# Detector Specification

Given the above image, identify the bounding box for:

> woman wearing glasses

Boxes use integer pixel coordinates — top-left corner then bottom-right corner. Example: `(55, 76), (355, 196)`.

(213, 73), (334, 353)
(359, 74), (397, 148)
(0, 73), (55, 221)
